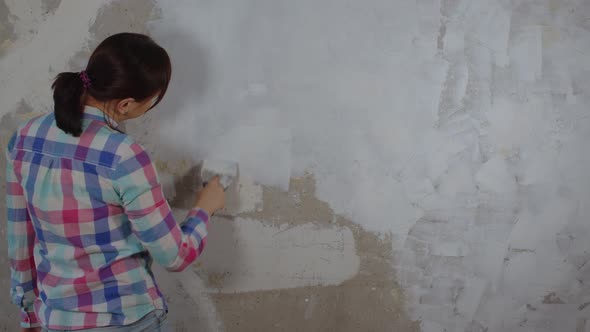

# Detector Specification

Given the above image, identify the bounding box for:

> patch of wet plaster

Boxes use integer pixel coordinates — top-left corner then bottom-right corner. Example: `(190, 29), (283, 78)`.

(194, 175), (419, 332)
(146, 158), (416, 330)
(148, 155), (264, 218)
(199, 218), (360, 293)
(147, 153), (418, 330)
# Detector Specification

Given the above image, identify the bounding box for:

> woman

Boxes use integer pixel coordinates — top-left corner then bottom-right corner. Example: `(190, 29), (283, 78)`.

(6, 32), (225, 332)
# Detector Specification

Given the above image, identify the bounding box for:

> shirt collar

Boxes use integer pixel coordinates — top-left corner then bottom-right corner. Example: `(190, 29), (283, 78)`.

(83, 106), (120, 128)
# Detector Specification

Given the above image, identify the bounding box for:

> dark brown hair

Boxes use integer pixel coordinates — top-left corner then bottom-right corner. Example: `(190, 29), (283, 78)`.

(52, 33), (172, 136)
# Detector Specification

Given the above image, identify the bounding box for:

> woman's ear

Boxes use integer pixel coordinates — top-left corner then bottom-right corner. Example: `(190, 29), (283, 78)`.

(116, 98), (136, 115)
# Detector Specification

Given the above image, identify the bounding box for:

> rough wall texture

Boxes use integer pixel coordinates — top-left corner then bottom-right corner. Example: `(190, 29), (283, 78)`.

(1, 1), (590, 332)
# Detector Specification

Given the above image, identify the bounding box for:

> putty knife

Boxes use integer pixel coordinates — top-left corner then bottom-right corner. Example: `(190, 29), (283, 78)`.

(200, 159), (238, 190)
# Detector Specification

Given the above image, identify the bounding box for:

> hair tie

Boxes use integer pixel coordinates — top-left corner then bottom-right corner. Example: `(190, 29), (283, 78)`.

(79, 70), (92, 89)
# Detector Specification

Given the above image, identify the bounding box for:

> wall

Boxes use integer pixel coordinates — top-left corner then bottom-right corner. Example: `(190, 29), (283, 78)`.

(1, 0), (589, 331)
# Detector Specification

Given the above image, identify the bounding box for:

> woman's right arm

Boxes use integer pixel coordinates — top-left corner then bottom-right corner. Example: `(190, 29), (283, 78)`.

(112, 142), (225, 272)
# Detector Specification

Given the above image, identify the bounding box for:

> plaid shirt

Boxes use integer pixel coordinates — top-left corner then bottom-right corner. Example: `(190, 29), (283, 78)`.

(6, 107), (209, 329)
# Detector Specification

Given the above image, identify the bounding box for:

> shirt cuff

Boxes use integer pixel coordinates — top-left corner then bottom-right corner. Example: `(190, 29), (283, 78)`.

(20, 309), (40, 328)
(188, 208), (210, 225)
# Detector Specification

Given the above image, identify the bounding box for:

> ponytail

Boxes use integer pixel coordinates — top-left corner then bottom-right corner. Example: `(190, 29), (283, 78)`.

(52, 72), (85, 137)
(50, 33), (172, 138)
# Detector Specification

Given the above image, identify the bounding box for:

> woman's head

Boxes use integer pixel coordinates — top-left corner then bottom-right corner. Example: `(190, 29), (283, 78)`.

(52, 33), (171, 136)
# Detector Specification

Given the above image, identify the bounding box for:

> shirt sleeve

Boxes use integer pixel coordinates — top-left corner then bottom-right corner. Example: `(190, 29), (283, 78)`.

(112, 142), (210, 272)
(6, 133), (40, 328)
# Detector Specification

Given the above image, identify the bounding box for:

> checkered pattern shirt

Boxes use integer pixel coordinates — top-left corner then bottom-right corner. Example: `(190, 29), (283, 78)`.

(6, 107), (210, 329)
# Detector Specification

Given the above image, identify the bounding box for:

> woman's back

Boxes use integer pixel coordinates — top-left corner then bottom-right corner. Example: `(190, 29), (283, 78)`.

(7, 32), (224, 332)
(8, 107), (166, 329)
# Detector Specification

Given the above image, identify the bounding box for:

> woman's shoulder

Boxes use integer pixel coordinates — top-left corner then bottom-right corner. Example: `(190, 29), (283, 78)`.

(7, 112), (51, 151)
(102, 129), (151, 165)
(14, 111), (51, 135)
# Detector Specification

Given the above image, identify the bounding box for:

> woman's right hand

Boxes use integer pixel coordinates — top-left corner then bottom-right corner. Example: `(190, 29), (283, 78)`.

(195, 176), (226, 216)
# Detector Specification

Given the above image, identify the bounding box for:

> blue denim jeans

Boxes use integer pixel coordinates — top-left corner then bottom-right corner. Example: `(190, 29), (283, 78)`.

(42, 310), (169, 332)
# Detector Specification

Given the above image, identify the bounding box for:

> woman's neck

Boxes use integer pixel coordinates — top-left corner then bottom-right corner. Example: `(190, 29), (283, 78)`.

(85, 96), (122, 123)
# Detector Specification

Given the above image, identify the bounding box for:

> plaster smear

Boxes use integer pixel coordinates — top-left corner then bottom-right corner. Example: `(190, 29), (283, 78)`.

(206, 125), (291, 191)
(148, 0), (429, 233)
(198, 218), (360, 293)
